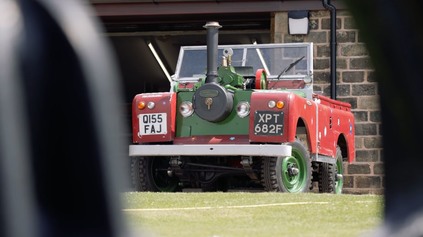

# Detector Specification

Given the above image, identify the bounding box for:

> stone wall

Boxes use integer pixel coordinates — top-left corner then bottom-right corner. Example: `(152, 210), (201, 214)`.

(272, 10), (383, 194)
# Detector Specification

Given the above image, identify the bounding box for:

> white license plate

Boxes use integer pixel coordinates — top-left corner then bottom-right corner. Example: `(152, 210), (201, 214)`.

(138, 113), (167, 135)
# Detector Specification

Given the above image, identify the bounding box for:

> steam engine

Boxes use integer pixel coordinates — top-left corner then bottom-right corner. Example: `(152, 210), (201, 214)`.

(130, 22), (355, 193)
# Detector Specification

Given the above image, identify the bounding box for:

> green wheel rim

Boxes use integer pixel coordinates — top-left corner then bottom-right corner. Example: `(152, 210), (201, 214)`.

(334, 158), (343, 194)
(260, 72), (267, 89)
(281, 149), (307, 193)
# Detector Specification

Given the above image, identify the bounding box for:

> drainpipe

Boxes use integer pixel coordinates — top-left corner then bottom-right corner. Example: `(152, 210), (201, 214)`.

(322, 0), (337, 100)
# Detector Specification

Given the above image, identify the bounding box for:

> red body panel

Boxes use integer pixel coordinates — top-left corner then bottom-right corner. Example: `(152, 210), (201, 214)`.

(131, 90), (355, 163)
(132, 92), (176, 143)
(313, 94), (355, 162)
(249, 91), (355, 163)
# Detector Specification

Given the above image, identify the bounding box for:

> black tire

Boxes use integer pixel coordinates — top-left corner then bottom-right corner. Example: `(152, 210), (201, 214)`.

(261, 139), (312, 192)
(318, 146), (343, 194)
(134, 157), (180, 192)
(130, 157), (142, 191)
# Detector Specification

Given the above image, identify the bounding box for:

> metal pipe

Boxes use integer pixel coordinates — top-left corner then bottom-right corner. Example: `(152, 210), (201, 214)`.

(322, 0), (337, 99)
(203, 21), (222, 84)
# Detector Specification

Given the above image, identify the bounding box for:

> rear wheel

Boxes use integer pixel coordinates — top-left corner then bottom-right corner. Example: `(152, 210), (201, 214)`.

(318, 146), (344, 194)
(133, 157), (180, 192)
(261, 139), (312, 192)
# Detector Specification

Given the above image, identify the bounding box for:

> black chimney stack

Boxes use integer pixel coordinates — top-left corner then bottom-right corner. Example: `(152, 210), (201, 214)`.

(203, 21), (222, 84)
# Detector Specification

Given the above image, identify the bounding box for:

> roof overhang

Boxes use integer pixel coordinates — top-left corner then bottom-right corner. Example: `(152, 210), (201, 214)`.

(92, 0), (346, 17)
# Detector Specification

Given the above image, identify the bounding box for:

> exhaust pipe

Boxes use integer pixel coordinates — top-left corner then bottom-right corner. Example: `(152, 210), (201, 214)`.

(203, 21), (222, 84)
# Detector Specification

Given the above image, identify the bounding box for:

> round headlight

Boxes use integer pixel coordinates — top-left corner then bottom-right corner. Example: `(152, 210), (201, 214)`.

(179, 101), (194, 117)
(147, 101), (155, 109)
(268, 100), (276, 108)
(236, 101), (250, 118)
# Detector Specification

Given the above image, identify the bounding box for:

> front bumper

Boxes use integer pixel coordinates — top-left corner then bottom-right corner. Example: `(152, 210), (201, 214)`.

(129, 144), (292, 157)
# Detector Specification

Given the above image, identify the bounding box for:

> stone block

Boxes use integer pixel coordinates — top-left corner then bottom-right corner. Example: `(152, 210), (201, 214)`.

(309, 19), (319, 30)
(355, 123), (377, 136)
(337, 31), (356, 43)
(353, 111), (368, 122)
(321, 18), (342, 30)
(336, 84), (351, 96)
(373, 163), (384, 175)
(355, 137), (363, 149)
(305, 31), (328, 43)
(316, 45), (330, 57)
(337, 58), (348, 69)
(344, 16), (357, 29)
(350, 57), (373, 69)
(314, 58), (330, 70)
(309, 10), (329, 18)
(356, 176), (381, 189)
(364, 136), (383, 149)
(340, 44), (369, 57)
(348, 164), (371, 174)
(284, 34), (304, 43)
(313, 71), (331, 83)
(355, 149), (379, 162)
(352, 84), (377, 96)
(337, 97), (357, 109)
(342, 71), (365, 83)
(358, 96), (380, 110)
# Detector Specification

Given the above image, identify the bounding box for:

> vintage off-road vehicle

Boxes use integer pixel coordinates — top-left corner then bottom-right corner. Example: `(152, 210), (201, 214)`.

(130, 22), (355, 193)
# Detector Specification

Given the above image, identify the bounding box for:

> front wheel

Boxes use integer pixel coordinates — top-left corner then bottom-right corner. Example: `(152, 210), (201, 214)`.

(132, 157), (180, 192)
(130, 157), (142, 191)
(261, 139), (312, 192)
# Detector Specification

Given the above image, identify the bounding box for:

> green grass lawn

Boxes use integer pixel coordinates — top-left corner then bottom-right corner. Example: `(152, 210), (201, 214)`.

(122, 192), (383, 237)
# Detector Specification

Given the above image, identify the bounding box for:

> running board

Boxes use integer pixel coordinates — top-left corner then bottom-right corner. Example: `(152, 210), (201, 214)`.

(311, 154), (336, 164)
